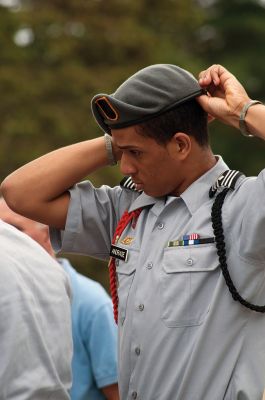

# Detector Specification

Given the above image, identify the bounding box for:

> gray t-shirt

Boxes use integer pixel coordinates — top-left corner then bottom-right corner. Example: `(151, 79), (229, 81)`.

(51, 157), (265, 400)
(0, 220), (72, 399)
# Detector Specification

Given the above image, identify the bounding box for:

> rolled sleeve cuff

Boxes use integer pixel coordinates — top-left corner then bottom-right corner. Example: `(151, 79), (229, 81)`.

(97, 374), (118, 389)
(50, 186), (82, 254)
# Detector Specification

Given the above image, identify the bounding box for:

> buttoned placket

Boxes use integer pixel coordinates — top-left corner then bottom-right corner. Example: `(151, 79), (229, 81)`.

(127, 200), (173, 398)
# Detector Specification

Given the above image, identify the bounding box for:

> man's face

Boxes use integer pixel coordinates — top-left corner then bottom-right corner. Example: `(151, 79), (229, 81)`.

(112, 126), (183, 198)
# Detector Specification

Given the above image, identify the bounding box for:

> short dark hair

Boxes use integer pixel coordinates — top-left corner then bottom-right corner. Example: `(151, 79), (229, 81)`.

(135, 99), (209, 147)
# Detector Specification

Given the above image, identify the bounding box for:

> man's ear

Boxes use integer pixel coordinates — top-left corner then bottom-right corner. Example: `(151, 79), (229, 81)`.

(173, 132), (191, 160)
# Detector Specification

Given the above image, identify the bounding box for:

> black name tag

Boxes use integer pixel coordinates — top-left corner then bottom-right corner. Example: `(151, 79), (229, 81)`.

(110, 244), (128, 262)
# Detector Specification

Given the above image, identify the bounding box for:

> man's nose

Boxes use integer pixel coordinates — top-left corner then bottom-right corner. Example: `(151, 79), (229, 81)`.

(119, 154), (137, 176)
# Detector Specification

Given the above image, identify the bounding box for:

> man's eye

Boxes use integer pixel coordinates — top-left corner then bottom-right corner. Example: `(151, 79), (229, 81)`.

(130, 150), (141, 156)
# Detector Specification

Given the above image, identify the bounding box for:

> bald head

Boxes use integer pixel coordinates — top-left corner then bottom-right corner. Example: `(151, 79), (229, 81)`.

(0, 198), (55, 257)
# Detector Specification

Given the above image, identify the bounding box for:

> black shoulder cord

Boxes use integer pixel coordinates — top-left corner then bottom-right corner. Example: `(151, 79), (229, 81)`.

(212, 188), (265, 313)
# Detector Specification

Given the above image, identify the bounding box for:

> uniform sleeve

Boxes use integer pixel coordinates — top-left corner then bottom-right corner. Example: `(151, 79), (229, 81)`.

(238, 170), (265, 264)
(85, 301), (118, 388)
(50, 180), (135, 260)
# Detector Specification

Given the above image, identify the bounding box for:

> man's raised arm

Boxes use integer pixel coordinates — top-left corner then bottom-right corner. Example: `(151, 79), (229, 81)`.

(1, 136), (117, 230)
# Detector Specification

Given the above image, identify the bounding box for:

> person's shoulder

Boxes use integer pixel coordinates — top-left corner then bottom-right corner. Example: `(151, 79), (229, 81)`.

(0, 220), (59, 286)
(229, 174), (257, 199)
(0, 221), (70, 282)
(0, 220), (49, 260)
(0, 221), (21, 279)
(0, 220), (32, 259)
(0, 218), (22, 239)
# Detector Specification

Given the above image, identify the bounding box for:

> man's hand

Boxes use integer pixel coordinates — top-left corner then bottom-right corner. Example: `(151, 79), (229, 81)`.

(197, 64), (250, 129)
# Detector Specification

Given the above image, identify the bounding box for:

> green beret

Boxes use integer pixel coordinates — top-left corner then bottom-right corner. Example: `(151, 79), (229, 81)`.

(91, 64), (203, 134)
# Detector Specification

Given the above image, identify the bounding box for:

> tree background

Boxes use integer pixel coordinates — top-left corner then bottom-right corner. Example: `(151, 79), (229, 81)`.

(1, 0), (265, 290)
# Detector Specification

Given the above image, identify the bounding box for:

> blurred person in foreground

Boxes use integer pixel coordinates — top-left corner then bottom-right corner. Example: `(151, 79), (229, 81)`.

(0, 198), (119, 400)
(0, 207), (72, 399)
(2, 63), (265, 399)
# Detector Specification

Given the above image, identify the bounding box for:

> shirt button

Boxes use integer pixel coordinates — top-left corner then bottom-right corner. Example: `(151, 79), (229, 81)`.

(132, 392), (138, 399)
(146, 262), (153, 269)
(135, 347), (141, 356)
(138, 304), (144, 311)
(186, 258), (193, 266)
(158, 222), (164, 230)
(121, 316), (125, 325)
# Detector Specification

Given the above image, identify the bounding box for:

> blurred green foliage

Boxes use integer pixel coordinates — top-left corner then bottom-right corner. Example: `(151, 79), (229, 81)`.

(1, 0), (265, 290)
(195, 0), (265, 175)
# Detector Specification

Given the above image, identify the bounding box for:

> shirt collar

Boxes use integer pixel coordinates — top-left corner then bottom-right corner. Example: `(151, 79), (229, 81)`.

(128, 156), (229, 214)
(180, 156), (229, 215)
(128, 193), (162, 212)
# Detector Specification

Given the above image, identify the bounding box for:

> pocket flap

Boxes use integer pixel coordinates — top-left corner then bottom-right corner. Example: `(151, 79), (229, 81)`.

(163, 244), (219, 273)
(116, 248), (138, 275)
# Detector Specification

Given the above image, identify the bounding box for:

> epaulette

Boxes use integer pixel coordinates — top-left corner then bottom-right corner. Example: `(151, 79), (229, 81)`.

(120, 176), (143, 192)
(211, 168), (265, 313)
(209, 170), (244, 198)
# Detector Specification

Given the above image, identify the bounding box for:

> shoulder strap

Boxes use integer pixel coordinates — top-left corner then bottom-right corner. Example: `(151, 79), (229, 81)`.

(120, 176), (143, 192)
(211, 171), (265, 313)
(209, 169), (244, 198)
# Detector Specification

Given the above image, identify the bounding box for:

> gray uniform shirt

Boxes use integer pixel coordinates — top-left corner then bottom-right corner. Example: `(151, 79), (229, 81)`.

(0, 220), (72, 400)
(51, 157), (265, 400)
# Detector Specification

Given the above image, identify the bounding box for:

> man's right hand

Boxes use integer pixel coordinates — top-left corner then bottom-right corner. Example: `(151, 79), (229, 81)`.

(197, 64), (250, 129)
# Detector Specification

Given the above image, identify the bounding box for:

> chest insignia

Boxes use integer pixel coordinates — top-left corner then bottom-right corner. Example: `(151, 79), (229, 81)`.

(182, 233), (200, 240)
(168, 234), (215, 247)
(120, 236), (134, 246)
(110, 244), (128, 262)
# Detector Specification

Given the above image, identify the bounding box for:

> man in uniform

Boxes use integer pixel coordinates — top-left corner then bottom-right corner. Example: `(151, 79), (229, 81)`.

(2, 64), (265, 399)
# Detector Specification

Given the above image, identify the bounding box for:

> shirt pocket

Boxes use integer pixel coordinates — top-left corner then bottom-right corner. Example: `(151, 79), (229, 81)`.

(116, 248), (139, 323)
(160, 244), (220, 327)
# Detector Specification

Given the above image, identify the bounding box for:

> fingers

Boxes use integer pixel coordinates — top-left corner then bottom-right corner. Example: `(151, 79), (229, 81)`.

(196, 88), (224, 116)
(198, 64), (226, 87)
(196, 97), (215, 122)
(196, 93), (210, 111)
(197, 64), (252, 128)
